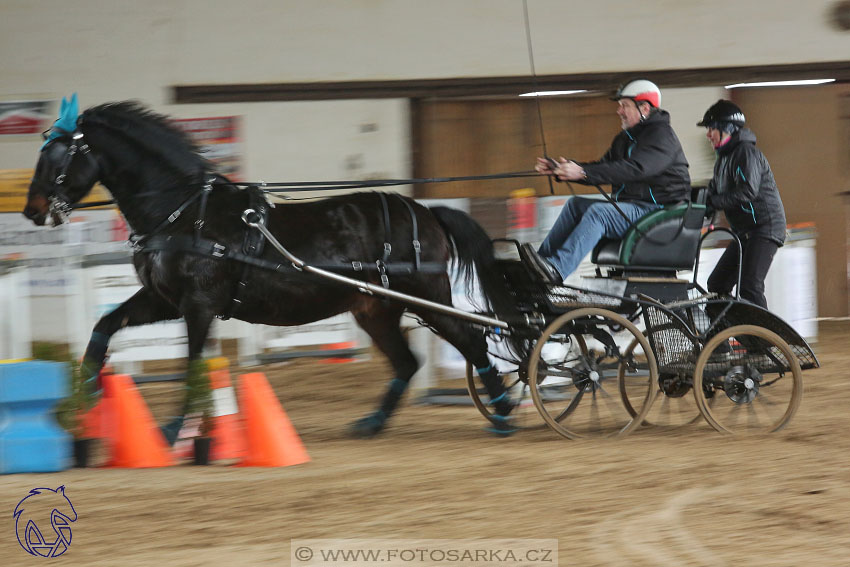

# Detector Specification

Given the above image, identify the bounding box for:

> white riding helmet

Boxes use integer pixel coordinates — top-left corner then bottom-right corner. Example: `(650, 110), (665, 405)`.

(611, 79), (662, 108)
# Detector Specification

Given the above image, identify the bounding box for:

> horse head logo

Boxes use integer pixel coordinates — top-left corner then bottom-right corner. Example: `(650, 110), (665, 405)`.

(13, 486), (78, 557)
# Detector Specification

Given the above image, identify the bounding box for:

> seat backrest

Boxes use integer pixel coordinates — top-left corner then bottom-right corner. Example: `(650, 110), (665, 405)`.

(592, 201), (707, 270)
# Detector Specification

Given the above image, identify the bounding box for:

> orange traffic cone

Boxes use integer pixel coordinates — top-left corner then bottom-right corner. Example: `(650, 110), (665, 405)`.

(102, 374), (175, 468)
(237, 372), (309, 467)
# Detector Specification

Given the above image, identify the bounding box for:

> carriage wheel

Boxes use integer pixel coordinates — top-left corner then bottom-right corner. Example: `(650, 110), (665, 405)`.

(529, 308), (658, 439)
(618, 335), (704, 429)
(693, 325), (803, 434)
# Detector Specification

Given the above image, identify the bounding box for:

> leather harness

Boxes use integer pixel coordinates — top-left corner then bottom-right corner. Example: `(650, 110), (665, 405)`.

(135, 185), (446, 320)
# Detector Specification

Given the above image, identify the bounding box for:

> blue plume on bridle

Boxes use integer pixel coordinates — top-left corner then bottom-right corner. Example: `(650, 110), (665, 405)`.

(42, 93), (79, 148)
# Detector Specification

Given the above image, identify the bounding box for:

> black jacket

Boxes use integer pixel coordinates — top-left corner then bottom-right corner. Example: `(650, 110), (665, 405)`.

(579, 110), (691, 205)
(707, 128), (786, 245)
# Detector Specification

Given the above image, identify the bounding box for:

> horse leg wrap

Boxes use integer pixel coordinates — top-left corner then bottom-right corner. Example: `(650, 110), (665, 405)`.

(484, 414), (518, 436)
(80, 332), (111, 393)
(476, 365), (514, 416)
(84, 331), (110, 362)
(378, 378), (409, 417)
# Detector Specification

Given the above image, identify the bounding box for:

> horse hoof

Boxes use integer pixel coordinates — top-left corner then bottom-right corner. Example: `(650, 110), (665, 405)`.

(484, 415), (517, 437)
(349, 415), (385, 438)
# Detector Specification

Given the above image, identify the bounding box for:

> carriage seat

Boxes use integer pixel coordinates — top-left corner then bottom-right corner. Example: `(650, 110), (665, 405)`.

(591, 189), (707, 271)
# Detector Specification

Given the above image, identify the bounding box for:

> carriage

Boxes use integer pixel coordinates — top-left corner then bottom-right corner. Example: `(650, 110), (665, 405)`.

(464, 196), (818, 439)
(24, 98), (818, 441)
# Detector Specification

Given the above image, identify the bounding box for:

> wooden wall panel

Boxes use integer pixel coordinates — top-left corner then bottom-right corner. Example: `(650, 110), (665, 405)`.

(412, 96), (620, 199)
(732, 85), (850, 317)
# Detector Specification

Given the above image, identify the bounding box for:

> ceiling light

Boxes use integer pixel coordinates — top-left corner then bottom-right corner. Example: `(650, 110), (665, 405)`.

(519, 90), (587, 97)
(725, 79), (835, 89)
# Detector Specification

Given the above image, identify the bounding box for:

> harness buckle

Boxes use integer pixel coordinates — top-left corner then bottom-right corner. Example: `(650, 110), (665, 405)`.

(54, 174), (66, 184)
(412, 239), (421, 253)
(376, 260), (389, 288)
(383, 242), (392, 257)
(352, 261), (363, 271)
(168, 210), (182, 223)
(212, 243), (226, 258)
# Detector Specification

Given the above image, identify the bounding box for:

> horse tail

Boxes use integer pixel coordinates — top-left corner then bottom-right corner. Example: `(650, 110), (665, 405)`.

(429, 206), (519, 321)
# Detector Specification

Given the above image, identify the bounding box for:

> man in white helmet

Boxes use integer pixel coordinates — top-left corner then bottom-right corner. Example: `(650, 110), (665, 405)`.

(525, 79), (691, 283)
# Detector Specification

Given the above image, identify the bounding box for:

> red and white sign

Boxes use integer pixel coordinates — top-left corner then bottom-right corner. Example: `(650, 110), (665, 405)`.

(173, 116), (243, 180)
(0, 100), (52, 135)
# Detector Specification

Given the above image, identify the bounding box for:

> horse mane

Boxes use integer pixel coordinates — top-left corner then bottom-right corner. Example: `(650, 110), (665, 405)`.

(80, 101), (210, 179)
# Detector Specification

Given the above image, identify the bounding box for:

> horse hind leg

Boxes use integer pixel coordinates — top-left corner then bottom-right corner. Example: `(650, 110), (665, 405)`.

(350, 304), (419, 438)
(415, 311), (518, 435)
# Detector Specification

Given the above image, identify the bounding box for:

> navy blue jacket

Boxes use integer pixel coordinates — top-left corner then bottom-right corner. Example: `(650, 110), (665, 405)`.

(708, 128), (786, 245)
(579, 110), (691, 205)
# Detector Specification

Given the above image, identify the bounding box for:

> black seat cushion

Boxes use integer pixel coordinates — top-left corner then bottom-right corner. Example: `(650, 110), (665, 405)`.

(591, 202), (707, 270)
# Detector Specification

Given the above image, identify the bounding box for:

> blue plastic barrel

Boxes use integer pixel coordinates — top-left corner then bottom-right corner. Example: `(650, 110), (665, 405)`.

(0, 361), (71, 474)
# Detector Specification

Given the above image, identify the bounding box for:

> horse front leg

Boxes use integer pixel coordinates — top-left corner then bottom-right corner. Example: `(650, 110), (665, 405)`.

(81, 287), (181, 394)
(350, 305), (419, 438)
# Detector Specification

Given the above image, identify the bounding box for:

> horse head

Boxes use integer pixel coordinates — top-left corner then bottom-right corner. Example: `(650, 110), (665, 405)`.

(23, 96), (210, 231)
(23, 94), (102, 226)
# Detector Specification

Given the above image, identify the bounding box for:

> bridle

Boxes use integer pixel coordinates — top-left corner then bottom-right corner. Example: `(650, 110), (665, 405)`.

(36, 128), (99, 223)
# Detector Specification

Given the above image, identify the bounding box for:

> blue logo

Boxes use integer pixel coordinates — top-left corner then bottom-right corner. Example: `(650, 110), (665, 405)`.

(13, 486), (77, 557)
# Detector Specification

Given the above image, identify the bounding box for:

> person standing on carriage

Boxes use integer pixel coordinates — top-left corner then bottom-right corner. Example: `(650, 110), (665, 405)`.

(698, 100), (786, 309)
(525, 79), (692, 283)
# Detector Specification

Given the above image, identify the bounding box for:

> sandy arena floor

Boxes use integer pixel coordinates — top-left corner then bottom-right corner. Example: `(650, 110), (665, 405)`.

(1, 321), (848, 566)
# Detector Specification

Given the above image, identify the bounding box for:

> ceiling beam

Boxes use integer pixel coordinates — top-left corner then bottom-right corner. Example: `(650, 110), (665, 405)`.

(173, 61), (850, 103)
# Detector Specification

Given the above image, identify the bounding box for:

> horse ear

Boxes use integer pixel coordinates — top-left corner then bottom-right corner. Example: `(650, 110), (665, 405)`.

(54, 93), (80, 132)
(67, 93), (78, 121)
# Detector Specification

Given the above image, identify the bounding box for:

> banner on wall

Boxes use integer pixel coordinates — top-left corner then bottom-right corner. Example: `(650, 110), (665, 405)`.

(0, 100), (52, 135)
(173, 116), (243, 180)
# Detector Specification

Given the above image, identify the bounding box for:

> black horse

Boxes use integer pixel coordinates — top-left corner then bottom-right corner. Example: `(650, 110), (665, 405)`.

(23, 101), (520, 437)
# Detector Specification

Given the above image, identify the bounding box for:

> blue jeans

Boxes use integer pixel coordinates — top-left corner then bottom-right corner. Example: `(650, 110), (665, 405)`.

(538, 197), (662, 278)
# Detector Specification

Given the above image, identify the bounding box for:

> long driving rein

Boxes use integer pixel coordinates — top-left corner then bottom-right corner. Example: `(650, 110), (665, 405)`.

(37, 131), (526, 322)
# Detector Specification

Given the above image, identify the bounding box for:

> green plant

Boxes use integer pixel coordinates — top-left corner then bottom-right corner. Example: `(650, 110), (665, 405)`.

(34, 342), (94, 439)
(183, 359), (213, 437)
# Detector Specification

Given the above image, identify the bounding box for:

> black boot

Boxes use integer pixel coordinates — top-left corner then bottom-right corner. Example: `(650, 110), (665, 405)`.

(519, 243), (562, 283)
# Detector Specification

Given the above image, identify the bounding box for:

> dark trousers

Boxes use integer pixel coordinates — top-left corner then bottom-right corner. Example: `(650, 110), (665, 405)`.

(707, 235), (779, 309)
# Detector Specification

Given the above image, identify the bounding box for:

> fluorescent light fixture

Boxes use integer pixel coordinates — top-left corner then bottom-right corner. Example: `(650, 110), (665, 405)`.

(519, 90), (587, 97)
(725, 79), (835, 89)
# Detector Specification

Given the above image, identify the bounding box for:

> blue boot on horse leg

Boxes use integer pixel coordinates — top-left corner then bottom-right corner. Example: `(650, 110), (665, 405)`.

(474, 363), (518, 435)
(417, 310), (518, 436)
(350, 377), (412, 438)
(349, 306), (419, 438)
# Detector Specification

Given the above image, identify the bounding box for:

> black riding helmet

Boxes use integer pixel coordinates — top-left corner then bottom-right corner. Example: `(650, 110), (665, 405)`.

(697, 100), (746, 132)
